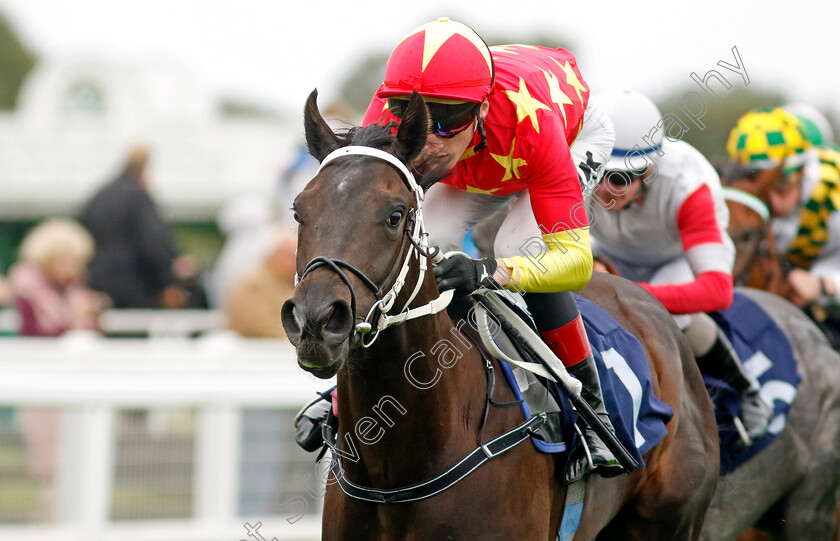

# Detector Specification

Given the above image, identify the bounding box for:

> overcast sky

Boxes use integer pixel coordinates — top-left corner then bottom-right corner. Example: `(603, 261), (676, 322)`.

(2, 0), (838, 118)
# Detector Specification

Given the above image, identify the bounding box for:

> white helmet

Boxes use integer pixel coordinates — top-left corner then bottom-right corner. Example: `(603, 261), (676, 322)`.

(591, 89), (663, 171)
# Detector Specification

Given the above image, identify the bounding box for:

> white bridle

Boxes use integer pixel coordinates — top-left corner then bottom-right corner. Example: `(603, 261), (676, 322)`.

(314, 146), (454, 347)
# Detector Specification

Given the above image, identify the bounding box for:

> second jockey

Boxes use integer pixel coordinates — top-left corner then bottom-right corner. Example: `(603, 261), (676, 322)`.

(587, 89), (773, 443)
(362, 18), (618, 482)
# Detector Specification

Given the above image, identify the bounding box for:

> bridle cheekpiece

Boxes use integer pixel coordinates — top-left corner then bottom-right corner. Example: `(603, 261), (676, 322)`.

(297, 145), (453, 347)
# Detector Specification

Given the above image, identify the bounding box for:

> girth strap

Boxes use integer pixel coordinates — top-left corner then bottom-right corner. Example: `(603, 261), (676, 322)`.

(325, 413), (546, 504)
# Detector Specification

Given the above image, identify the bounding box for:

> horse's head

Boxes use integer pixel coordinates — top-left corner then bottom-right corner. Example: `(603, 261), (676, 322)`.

(722, 169), (787, 293)
(281, 90), (434, 378)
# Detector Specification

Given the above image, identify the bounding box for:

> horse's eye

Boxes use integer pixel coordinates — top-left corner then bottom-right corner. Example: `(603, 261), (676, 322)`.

(293, 210), (301, 223)
(387, 210), (403, 228)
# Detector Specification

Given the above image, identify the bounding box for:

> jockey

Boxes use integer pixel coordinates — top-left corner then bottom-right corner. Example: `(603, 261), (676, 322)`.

(360, 18), (619, 481)
(588, 89), (772, 443)
(727, 108), (840, 311)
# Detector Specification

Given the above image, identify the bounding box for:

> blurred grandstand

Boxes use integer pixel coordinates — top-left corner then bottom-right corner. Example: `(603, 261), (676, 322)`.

(0, 12), (323, 541)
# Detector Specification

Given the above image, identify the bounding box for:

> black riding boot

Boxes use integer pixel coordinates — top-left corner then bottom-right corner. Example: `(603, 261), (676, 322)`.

(294, 394), (333, 452)
(564, 355), (625, 483)
(695, 330), (773, 444)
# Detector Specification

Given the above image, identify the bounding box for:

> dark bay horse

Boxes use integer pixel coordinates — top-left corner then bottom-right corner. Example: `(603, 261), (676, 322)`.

(697, 173), (840, 540)
(281, 90), (718, 540)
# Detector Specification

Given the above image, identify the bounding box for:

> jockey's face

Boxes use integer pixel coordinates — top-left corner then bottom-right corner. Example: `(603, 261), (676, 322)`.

(768, 166), (803, 218)
(595, 168), (649, 212)
(415, 99), (489, 174)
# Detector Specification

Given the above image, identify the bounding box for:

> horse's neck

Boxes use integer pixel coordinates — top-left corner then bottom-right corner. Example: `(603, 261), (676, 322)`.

(337, 291), (488, 486)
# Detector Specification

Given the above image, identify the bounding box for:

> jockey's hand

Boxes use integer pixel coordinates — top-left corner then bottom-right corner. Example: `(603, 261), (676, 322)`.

(433, 253), (500, 296)
(787, 269), (821, 307)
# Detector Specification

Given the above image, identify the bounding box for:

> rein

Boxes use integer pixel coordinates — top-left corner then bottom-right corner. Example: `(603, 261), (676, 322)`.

(298, 145), (453, 347)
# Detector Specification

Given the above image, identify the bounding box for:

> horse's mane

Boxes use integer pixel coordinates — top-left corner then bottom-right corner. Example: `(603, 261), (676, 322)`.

(329, 121), (451, 191)
(716, 160), (761, 185)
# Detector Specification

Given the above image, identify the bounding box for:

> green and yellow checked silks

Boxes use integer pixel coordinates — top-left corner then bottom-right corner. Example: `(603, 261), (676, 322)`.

(727, 108), (810, 169)
(786, 149), (840, 269)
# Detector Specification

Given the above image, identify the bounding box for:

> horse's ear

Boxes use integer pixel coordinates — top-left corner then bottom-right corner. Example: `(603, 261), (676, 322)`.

(391, 91), (429, 164)
(304, 89), (341, 162)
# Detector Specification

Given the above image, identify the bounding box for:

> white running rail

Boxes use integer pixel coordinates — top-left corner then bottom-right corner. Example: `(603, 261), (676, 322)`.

(0, 331), (330, 541)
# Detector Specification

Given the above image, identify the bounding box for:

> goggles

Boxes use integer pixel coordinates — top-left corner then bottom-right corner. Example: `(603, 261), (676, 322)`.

(387, 98), (479, 138)
(602, 167), (648, 188)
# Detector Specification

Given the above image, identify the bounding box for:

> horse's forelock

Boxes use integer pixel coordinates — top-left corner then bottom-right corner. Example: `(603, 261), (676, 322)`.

(346, 122), (397, 150)
(331, 120), (451, 191)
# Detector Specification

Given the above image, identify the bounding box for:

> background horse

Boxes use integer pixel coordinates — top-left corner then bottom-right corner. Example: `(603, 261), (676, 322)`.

(723, 177), (790, 297)
(280, 90), (718, 540)
(690, 173), (840, 540)
(724, 172), (840, 345)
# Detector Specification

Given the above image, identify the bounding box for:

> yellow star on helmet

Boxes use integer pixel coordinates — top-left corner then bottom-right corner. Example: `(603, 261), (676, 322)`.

(491, 137), (528, 182)
(551, 58), (587, 105)
(416, 20), (493, 74)
(541, 69), (573, 127)
(504, 78), (551, 133)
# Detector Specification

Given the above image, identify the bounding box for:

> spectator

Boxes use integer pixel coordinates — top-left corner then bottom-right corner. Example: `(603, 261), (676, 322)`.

(207, 193), (276, 308)
(226, 228), (296, 338)
(9, 218), (105, 336)
(80, 144), (189, 308)
(0, 274), (12, 307)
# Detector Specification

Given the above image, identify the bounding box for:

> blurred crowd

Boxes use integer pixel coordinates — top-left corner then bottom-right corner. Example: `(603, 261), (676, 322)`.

(0, 142), (302, 340)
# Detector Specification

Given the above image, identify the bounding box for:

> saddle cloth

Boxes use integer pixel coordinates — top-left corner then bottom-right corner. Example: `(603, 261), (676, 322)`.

(707, 292), (800, 474)
(486, 292), (673, 469)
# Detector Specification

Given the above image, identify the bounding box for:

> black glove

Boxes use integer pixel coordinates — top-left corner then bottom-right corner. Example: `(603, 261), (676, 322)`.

(433, 253), (500, 296)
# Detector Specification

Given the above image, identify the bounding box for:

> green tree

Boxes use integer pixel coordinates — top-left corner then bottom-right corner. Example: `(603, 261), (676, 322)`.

(0, 10), (36, 110)
(655, 85), (786, 164)
(337, 52), (390, 116)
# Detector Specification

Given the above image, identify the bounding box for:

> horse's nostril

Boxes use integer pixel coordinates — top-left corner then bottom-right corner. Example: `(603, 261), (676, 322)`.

(281, 299), (303, 341)
(321, 304), (337, 329)
(322, 300), (352, 339)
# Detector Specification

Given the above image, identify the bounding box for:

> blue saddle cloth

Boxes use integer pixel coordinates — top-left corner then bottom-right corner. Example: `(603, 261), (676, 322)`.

(708, 292), (800, 474)
(497, 294), (673, 470)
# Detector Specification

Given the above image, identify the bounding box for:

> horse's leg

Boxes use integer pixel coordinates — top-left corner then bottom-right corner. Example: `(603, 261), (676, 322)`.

(728, 289), (840, 540)
(775, 443), (840, 540)
(573, 274), (719, 540)
(599, 359), (720, 540)
(754, 294), (840, 541)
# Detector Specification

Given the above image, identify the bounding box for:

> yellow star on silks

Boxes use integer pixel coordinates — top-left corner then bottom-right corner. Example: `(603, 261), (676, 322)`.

(465, 185), (500, 194)
(459, 146), (477, 161)
(551, 58), (588, 105)
(416, 19), (493, 74)
(541, 69), (573, 128)
(491, 138), (527, 182)
(504, 78), (551, 134)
